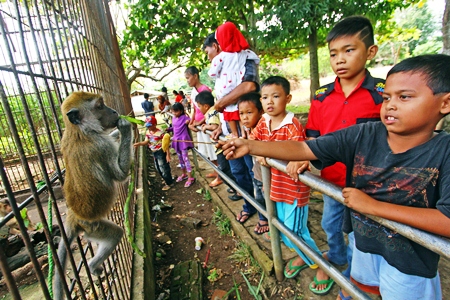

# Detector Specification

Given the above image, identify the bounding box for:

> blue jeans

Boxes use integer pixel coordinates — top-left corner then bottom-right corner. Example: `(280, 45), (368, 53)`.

(321, 194), (351, 268)
(153, 149), (173, 185)
(253, 179), (267, 222)
(216, 152), (236, 189)
(228, 155), (255, 214)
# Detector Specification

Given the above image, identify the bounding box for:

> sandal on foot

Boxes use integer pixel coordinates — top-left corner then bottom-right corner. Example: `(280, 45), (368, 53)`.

(254, 221), (269, 235)
(184, 177), (195, 188)
(227, 188), (236, 194)
(205, 172), (217, 178)
(176, 174), (188, 182)
(209, 178), (223, 187)
(284, 258), (308, 279)
(228, 193), (243, 201)
(308, 276), (335, 295)
(162, 185), (171, 191)
(236, 211), (251, 223)
(338, 290), (353, 300)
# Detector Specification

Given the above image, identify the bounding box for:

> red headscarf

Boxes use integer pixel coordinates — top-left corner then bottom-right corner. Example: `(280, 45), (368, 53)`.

(216, 22), (249, 52)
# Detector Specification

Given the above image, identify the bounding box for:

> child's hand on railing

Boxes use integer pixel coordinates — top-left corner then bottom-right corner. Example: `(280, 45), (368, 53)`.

(219, 139), (250, 160)
(256, 156), (268, 167)
(286, 161), (309, 182)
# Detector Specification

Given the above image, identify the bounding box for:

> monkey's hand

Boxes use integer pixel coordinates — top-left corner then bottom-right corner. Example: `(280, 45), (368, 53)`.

(114, 118), (132, 181)
(117, 118), (132, 135)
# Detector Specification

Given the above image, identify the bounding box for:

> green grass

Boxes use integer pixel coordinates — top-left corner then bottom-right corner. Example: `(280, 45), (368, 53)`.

(211, 207), (233, 236)
(228, 241), (261, 275)
(287, 104), (310, 114)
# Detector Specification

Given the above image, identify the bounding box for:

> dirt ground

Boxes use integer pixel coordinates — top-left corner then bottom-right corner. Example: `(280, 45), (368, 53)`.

(149, 154), (268, 300)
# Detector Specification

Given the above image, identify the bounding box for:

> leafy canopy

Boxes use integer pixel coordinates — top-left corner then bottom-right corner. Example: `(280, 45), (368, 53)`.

(121, 0), (417, 84)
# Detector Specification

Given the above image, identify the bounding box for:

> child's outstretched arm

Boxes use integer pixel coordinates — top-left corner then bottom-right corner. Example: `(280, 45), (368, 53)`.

(133, 139), (149, 148)
(343, 188), (450, 238)
(201, 123), (219, 133)
(220, 139), (317, 162)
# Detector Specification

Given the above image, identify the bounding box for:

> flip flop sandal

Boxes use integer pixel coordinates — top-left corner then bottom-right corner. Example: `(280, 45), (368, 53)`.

(184, 177), (195, 188)
(309, 276), (335, 295)
(236, 211), (251, 223)
(284, 258), (308, 279)
(209, 178), (223, 187)
(176, 174), (188, 182)
(338, 290), (353, 300)
(205, 173), (217, 178)
(254, 221), (269, 235)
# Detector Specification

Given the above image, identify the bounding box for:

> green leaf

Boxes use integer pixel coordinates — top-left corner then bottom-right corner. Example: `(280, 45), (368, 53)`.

(204, 190), (212, 201)
(36, 180), (46, 189)
(196, 188), (204, 194)
(119, 115), (145, 125)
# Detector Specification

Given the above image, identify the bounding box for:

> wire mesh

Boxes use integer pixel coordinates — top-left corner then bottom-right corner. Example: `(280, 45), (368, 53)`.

(0, 0), (134, 299)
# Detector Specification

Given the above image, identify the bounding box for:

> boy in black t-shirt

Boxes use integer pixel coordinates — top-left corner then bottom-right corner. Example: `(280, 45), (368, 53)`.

(221, 54), (450, 299)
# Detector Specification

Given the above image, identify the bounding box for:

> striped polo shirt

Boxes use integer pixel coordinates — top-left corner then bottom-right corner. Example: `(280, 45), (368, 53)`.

(251, 112), (310, 207)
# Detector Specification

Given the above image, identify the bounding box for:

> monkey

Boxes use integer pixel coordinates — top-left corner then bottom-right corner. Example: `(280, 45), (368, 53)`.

(54, 91), (132, 300)
(0, 199), (36, 235)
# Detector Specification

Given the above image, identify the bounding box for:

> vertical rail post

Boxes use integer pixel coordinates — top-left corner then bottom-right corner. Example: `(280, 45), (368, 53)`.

(261, 165), (284, 281)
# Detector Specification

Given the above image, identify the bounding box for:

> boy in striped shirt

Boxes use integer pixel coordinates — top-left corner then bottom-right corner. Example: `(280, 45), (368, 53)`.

(252, 76), (326, 284)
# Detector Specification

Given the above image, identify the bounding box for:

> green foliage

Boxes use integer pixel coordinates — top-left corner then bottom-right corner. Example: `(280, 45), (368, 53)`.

(241, 271), (264, 300)
(374, 2), (440, 64)
(228, 240), (261, 274)
(121, 0), (422, 91)
(0, 91), (62, 159)
(203, 189), (212, 201)
(412, 38), (443, 55)
(207, 268), (220, 282)
(121, 0), (256, 81)
(287, 104), (310, 114)
(121, 1), (414, 73)
(223, 277), (242, 300)
(211, 207), (233, 236)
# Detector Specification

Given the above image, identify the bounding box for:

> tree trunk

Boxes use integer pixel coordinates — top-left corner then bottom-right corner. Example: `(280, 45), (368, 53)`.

(443, 0), (450, 55)
(308, 26), (320, 101)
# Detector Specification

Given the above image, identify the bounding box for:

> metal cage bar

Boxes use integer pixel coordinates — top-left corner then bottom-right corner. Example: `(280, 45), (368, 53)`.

(0, 0), (134, 299)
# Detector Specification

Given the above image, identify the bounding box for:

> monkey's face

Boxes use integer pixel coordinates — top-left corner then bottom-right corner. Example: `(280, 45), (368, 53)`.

(0, 202), (12, 215)
(62, 92), (120, 133)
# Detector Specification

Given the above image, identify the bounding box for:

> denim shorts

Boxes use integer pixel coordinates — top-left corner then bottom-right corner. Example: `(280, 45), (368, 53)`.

(351, 247), (442, 300)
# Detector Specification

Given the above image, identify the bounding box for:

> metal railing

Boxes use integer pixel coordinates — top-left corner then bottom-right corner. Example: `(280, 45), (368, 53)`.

(190, 127), (450, 300)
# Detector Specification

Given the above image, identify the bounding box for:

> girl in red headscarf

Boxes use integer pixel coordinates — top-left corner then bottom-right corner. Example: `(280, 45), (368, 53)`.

(208, 21), (260, 138)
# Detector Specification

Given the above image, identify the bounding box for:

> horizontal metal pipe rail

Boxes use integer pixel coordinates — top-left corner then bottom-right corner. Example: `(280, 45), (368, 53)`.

(267, 158), (450, 259)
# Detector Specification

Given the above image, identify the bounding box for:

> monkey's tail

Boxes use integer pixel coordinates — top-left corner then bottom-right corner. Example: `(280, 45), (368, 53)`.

(53, 229), (76, 300)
